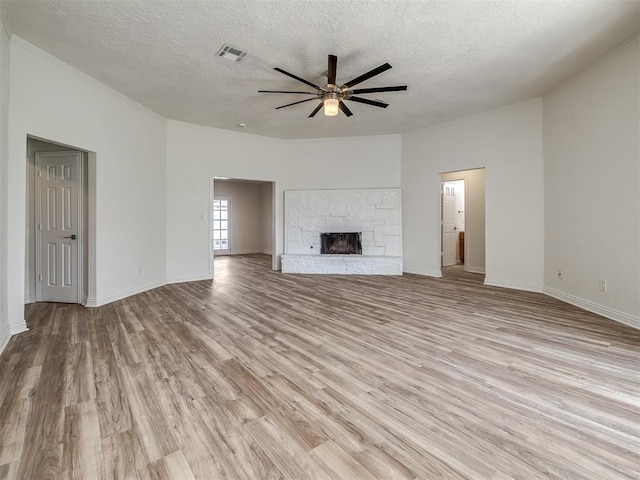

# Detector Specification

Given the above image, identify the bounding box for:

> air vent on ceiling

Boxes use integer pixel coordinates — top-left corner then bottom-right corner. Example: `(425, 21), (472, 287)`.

(217, 44), (247, 62)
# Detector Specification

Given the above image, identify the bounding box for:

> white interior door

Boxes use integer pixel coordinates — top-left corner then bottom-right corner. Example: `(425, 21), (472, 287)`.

(213, 196), (230, 255)
(36, 152), (82, 303)
(442, 182), (457, 267)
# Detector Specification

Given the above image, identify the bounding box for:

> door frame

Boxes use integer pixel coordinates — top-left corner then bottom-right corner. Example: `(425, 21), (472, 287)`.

(35, 151), (84, 303)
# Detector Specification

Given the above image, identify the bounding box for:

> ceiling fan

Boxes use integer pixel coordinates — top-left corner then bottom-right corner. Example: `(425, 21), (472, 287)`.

(259, 55), (407, 118)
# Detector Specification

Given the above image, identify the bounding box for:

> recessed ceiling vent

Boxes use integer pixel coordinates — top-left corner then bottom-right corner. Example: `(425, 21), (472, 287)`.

(217, 44), (247, 62)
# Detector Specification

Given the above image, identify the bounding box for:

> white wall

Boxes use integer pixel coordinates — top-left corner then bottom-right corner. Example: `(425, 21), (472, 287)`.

(7, 37), (168, 327)
(213, 181), (267, 255)
(260, 182), (273, 255)
(165, 121), (401, 283)
(166, 123), (286, 282)
(543, 37), (639, 328)
(0, 9), (11, 350)
(284, 136), (402, 191)
(402, 99), (544, 291)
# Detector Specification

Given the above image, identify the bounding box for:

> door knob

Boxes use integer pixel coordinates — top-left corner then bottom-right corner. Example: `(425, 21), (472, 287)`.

(63, 234), (77, 240)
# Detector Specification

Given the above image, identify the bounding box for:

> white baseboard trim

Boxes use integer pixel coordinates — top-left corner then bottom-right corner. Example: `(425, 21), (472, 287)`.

(217, 249), (262, 256)
(484, 278), (543, 293)
(0, 321), (11, 355)
(9, 321), (28, 335)
(27, 296), (89, 306)
(544, 286), (640, 330)
(85, 298), (99, 308)
(86, 278), (166, 307)
(403, 268), (443, 278)
(466, 266), (486, 274)
(166, 275), (213, 285)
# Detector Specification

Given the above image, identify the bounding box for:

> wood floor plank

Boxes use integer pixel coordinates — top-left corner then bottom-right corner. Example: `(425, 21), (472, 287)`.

(118, 365), (178, 463)
(188, 396), (253, 480)
(64, 340), (96, 407)
(0, 366), (40, 467)
(94, 354), (133, 439)
(309, 440), (375, 480)
(192, 394), (283, 480)
(101, 430), (146, 480)
(13, 334), (67, 480)
(61, 400), (105, 480)
(155, 450), (195, 480)
(0, 254), (637, 479)
(0, 461), (18, 480)
(244, 415), (333, 480)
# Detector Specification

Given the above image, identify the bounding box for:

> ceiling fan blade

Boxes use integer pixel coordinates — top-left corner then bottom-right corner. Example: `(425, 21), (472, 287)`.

(351, 85), (407, 94)
(275, 98), (317, 109)
(347, 96), (389, 108)
(308, 103), (323, 118)
(339, 101), (353, 117)
(344, 63), (392, 88)
(274, 67), (321, 90)
(327, 55), (337, 85)
(258, 90), (318, 95)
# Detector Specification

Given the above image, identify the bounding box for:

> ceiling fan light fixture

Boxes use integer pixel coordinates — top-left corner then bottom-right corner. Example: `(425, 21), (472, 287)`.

(324, 98), (339, 116)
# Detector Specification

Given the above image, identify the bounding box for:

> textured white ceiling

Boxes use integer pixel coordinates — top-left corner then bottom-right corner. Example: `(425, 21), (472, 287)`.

(3, 0), (639, 139)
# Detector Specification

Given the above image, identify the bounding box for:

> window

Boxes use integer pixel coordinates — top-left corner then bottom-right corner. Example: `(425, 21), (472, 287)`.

(213, 197), (229, 252)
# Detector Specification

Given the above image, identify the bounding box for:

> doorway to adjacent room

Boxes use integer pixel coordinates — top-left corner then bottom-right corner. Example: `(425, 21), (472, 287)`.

(440, 168), (485, 277)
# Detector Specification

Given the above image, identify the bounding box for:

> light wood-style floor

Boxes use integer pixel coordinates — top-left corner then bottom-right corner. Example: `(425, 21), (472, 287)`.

(1, 254), (639, 479)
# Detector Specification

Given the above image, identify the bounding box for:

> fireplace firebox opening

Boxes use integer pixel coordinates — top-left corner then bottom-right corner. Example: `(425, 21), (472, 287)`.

(320, 232), (362, 255)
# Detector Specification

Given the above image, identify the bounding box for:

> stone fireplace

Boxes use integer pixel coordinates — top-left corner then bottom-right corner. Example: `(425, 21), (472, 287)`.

(281, 188), (402, 275)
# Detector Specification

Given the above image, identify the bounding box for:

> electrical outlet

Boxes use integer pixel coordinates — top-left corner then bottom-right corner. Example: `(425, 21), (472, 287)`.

(599, 279), (607, 292)
(557, 269), (562, 279)
(137, 266), (142, 275)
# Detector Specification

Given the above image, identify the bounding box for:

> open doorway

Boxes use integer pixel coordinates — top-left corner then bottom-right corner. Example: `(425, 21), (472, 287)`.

(211, 178), (276, 275)
(441, 179), (465, 267)
(440, 168), (485, 278)
(25, 136), (94, 305)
